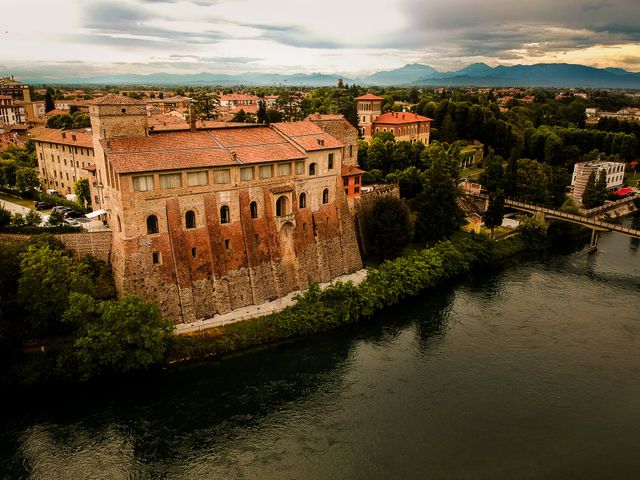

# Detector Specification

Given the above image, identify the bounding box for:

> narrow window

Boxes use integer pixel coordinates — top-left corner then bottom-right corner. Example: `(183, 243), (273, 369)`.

(295, 161), (305, 174)
(276, 196), (288, 217)
(328, 153), (334, 170)
(299, 192), (306, 209)
(259, 164), (273, 179)
(132, 175), (154, 192)
(355, 176), (361, 185)
(344, 188), (349, 195)
(152, 252), (160, 264)
(354, 186), (360, 194)
(322, 189), (329, 204)
(185, 210), (196, 229)
(343, 177), (349, 187)
(254, 234), (259, 245)
(250, 201), (258, 218)
(220, 205), (230, 224)
(224, 239), (231, 249)
(191, 247), (196, 258)
(147, 215), (159, 234)
(309, 163), (316, 176)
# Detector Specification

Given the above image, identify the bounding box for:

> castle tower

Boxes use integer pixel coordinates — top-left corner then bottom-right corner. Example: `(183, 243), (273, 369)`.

(355, 93), (383, 139)
(88, 94), (148, 228)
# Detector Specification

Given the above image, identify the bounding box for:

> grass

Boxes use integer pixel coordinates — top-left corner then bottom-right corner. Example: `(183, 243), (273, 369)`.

(0, 192), (36, 210)
(624, 172), (640, 187)
(460, 166), (485, 179)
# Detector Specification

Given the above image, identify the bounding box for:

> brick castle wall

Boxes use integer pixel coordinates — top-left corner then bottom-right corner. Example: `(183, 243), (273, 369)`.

(0, 231), (112, 262)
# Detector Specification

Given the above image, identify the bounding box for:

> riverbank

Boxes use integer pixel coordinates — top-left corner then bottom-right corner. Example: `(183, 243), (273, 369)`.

(167, 234), (526, 363)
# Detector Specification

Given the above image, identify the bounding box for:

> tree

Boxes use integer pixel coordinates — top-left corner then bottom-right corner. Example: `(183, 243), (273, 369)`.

(364, 196), (414, 260)
(63, 293), (173, 380)
(17, 244), (93, 335)
(412, 152), (465, 242)
(257, 100), (267, 124)
(47, 210), (66, 226)
(275, 90), (303, 121)
(24, 210), (42, 226)
(0, 205), (11, 227)
(191, 90), (220, 121)
(516, 215), (548, 250)
(479, 150), (504, 194)
(439, 113), (457, 143)
(15, 167), (40, 193)
(483, 192), (505, 239)
(74, 178), (91, 208)
(231, 109), (256, 123)
(515, 158), (550, 205)
(581, 170), (606, 209)
(44, 88), (55, 113)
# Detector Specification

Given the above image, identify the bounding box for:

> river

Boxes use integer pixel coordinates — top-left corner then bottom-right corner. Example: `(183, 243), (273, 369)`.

(2, 219), (640, 479)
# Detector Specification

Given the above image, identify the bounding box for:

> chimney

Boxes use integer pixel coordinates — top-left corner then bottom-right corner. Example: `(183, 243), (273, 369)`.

(189, 104), (196, 132)
(317, 138), (324, 146)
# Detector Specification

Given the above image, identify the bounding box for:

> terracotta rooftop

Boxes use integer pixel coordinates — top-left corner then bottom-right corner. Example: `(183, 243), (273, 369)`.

(374, 112), (432, 124)
(103, 126), (305, 174)
(32, 128), (94, 149)
(356, 93), (384, 101)
(341, 164), (366, 176)
(88, 94), (145, 106)
(305, 113), (346, 121)
(271, 121), (343, 151)
(220, 93), (261, 101)
(148, 114), (189, 131)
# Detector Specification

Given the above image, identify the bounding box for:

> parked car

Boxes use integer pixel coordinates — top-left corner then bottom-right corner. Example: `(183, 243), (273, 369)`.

(64, 210), (84, 219)
(52, 206), (72, 214)
(34, 201), (52, 210)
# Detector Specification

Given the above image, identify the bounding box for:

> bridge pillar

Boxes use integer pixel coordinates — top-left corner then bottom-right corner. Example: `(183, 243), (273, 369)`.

(588, 229), (599, 254)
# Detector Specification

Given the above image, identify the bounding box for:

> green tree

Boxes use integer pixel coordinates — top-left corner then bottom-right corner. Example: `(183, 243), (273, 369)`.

(44, 88), (55, 113)
(191, 90), (220, 120)
(516, 215), (548, 250)
(24, 210), (42, 226)
(364, 196), (414, 260)
(231, 109), (256, 123)
(257, 100), (267, 124)
(17, 244), (94, 335)
(483, 192), (505, 239)
(438, 113), (457, 143)
(412, 152), (464, 242)
(581, 171), (600, 208)
(515, 158), (549, 205)
(479, 150), (504, 194)
(15, 167), (40, 193)
(64, 293), (173, 380)
(275, 90), (303, 121)
(0, 205), (11, 227)
(74, 178), (91, 208)
(595, 168), (608, 205)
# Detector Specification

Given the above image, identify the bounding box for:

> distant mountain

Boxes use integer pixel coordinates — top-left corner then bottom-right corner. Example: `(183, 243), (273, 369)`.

(17, 62), (640, 88)
(413, 63), (640, 88)
(359, 63), (438, 85)
(25, 71), (353, 87)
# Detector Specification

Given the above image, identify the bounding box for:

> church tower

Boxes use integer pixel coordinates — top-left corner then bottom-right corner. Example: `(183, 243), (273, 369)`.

(355, 93), (383, 139)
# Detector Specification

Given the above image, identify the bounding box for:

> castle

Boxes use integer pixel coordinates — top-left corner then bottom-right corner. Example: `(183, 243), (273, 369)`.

(80, 94), (362, 323)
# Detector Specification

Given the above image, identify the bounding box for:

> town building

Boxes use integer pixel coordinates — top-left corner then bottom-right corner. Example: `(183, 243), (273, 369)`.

(571, 160), (625, 203)
(356, 93), (431, 143)
(84, 94), (362, 324)
(0, 96), (27, 126)
(305, 113), (359, 167)
(371, 111), (431, 144)
(0, 76), (30, 102)
(219, 93), (260, 109)
(355, 93), (384, 138)
(32, 128), (95, 195)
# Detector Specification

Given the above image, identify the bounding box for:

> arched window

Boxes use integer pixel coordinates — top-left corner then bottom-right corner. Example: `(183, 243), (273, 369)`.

(309, 163), (316, 176)
(322, 189), (329, 204)
(299, 192), (306, 209)
(185, 210), (196, 229)
(250, 201), (258, 219)
(276, 196), (289, 217)
(147, 215), (159, 234)
(220, 205), (230, 224)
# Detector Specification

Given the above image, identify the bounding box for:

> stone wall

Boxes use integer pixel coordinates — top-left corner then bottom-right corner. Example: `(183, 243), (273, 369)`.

(0, 230), (112, 262)
(353, 184), (401, 256)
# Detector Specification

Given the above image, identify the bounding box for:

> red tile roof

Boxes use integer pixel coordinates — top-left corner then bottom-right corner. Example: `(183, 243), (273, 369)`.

(356, 93), (384, 101)
(305, 113), (345, 121)
(88, 94), (145, 106)
(374, 112), (432, 125)
(341, 164), (366, 176)
(271, 121), (343, 151)
(103, 126), (305, 174)
(32, 128), (94, 148)
(148, 114), (189, 131)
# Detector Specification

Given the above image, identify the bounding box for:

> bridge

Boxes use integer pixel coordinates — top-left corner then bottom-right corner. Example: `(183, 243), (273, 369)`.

(467, 193), (640, 252)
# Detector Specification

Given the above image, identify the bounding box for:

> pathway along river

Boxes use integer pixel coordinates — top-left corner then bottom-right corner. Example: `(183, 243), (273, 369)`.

(2, 218), (640, 479)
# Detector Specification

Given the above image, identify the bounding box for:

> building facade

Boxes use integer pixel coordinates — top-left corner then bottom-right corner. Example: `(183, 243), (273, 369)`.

(355, 93), (383, 138)
(85, 95), (362, 324)
(571, 160), (625, 203)
(0, 96), (27, 126)
(371, 111), (431, 144)
(32, 129), (95, 195)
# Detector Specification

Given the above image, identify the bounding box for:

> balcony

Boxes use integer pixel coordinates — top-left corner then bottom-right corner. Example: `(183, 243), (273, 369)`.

(274, 213), (295, 231)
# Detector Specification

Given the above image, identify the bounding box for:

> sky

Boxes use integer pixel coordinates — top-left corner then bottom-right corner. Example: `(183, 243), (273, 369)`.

(1, 0), (640, 80)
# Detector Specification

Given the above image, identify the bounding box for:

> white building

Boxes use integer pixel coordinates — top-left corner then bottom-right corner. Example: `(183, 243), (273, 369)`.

(0, 95), (27, 126)
(571, 160), (625, 203)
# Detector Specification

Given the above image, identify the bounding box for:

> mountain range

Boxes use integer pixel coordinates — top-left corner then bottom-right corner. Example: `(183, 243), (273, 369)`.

(17, 63), (640, 88)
